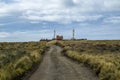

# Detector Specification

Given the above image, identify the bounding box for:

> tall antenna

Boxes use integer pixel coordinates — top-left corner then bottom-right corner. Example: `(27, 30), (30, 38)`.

(54, 29), (56, 39)
(73, 29), (75, 40)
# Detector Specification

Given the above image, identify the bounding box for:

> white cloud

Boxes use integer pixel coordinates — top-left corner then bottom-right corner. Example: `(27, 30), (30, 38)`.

(104, 0), (120, 11)
(0, 32), (10, 38)
(0, 2), (22, 17)
(0, 0), (120, 23)
(104, 16), (120, 24)
(22, 10), (103, 24)
(0, 21), (25, 26)
(0, 30), (52, 42)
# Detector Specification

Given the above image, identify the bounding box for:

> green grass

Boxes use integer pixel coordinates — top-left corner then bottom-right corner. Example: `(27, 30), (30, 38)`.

(0, 41), (47, 80)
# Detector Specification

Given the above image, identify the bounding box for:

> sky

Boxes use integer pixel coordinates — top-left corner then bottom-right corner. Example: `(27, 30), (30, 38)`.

(0, 0), (120, 42)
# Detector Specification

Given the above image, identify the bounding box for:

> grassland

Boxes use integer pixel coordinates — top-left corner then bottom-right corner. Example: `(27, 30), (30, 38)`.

(0, 41), (47, 80)
(1, 40), (120, 80)
(56, 40), (120, 80)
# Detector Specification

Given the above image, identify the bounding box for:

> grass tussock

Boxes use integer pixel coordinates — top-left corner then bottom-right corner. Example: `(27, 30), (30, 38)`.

(0, 41), (47, 80)
(65, 50), (120, 80)
(58, 40), (120, 80)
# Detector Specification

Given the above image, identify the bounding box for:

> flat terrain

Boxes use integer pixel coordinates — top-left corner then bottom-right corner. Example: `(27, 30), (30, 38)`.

(28, 45), (98, 80)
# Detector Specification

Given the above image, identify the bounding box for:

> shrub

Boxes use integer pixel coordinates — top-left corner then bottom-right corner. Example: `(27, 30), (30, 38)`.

(14, 56), (32, 75)
(0, 42), (47, 80)
(30, 50), (41, 62)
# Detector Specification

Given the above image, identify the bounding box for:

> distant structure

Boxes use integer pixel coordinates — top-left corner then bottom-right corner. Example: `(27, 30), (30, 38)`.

(54, 29), (56, 39)
(72, 29), (75, 40)
(52, 30), (63, 40)
(56, 35), (63, 40)
(52, 30), (56, 40)
(40, 29), (87, 41)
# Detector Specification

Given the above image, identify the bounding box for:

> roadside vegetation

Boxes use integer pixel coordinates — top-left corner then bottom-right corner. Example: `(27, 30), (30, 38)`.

(0, 41), (48, 80)
(57, 40), (120, 80)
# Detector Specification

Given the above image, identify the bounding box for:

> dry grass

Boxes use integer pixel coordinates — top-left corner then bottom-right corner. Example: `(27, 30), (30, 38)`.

(58, 40), (120, 80)
(0, 41), (47, 80)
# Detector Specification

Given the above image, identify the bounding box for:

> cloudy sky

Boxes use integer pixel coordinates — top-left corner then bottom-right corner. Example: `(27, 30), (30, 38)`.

(0, 0), (120, 42)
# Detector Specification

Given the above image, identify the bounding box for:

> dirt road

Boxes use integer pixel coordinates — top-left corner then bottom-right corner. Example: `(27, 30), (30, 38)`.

(28, 45), (98, 80)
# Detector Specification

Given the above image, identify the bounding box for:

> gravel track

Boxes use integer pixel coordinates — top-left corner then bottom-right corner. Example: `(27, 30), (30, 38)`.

(28, 45), (98, 80)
